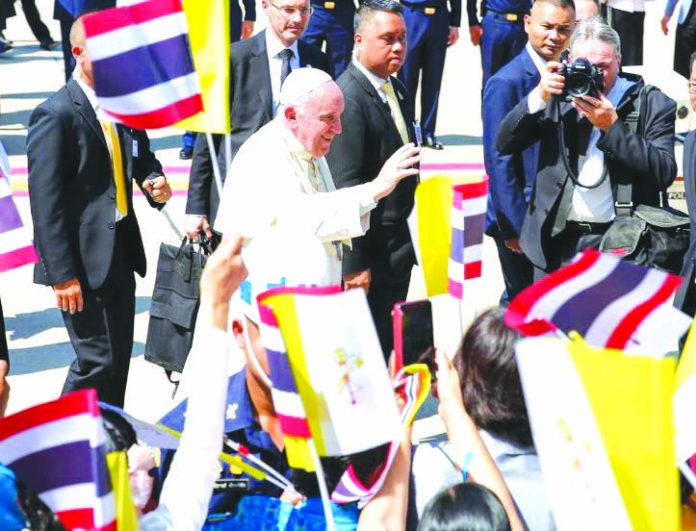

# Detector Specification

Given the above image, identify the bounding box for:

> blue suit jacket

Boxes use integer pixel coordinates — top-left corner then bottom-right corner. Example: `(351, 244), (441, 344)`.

(482, 46), (540, 240)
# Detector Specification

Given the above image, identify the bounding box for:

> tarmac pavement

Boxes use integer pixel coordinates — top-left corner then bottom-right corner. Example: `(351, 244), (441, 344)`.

(0, 0), (684, 434)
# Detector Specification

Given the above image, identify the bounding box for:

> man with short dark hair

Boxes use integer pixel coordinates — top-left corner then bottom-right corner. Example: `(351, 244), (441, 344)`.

(483, 0), (575, 301)
(327, 0), (417, 358)
(497, 18), (677, 276)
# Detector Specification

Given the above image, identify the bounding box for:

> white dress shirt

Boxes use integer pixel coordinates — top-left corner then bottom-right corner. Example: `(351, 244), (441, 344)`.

(74, 71), (127, 223)
(567, 76), (636, 222)
(606, 0), (645, 13)
(353, 58), (389, 103)
(266, 31), (300, 116)
(214, 118), (378, 284)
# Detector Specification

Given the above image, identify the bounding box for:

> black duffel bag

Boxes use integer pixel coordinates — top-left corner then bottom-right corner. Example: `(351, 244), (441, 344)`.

(599, 187), (689, 275)
(145, 235), (215, 375)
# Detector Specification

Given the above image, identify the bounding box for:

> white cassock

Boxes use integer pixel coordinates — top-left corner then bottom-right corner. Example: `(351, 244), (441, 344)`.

(214, 118), (378, 284)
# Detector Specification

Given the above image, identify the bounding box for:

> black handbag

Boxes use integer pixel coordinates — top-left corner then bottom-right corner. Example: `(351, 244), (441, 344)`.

(599, 184), (690, 274)
(144, 235), (216, 376)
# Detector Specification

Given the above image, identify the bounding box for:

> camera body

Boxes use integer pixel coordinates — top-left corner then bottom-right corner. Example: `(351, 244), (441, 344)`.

(558, 57), (604, 101)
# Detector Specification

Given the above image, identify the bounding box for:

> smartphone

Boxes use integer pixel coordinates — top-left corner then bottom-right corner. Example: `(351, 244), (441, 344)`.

(392, 299), (434, 373)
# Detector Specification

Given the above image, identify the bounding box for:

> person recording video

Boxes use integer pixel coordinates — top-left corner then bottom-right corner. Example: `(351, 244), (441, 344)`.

(496, 17), (677, 279)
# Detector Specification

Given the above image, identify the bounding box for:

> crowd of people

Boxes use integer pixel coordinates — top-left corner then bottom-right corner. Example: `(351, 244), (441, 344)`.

(1, 0), (696, 528)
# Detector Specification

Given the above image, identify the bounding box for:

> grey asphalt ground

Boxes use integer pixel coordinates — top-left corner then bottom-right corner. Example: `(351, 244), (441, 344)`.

(0, 0), (685, 432)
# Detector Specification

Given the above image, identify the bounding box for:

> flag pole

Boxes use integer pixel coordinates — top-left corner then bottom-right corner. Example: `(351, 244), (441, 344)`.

(308, 438), (336, 531)
(224, 133), (232, 171)
(205, 131), (225, 199)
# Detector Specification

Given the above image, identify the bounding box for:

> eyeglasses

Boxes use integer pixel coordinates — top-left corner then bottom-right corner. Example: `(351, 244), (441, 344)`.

(268, 2), (313, 18)
(689, 82), (696, 94)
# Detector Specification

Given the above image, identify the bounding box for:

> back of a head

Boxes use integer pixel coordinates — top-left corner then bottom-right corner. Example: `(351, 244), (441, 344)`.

(454, 308), (532, 447)
(101, 407), (138, 453)
(354, 0), (403, 33)
(418, 483), (511, 531)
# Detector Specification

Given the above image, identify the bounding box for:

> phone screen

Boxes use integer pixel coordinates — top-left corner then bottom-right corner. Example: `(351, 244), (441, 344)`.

(401, 301), (434, 366)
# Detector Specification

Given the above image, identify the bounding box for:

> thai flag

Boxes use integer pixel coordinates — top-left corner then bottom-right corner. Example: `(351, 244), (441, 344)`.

(0, 390), (116, 530)
(448, 176), (489, 299)
(82, 0), (203, 129)
(505, 249), (689, 352)
(0, 141), (38, 273)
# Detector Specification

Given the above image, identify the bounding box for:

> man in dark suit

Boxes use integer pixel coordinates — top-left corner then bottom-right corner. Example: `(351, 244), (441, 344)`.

(675, 51), (696, 315)
(185, 0), (331, 239)
(327, 0), (418, 358)
(483, 0), (575, 302)
(497, 18), (677, 278)
(27, 17), (172, 407)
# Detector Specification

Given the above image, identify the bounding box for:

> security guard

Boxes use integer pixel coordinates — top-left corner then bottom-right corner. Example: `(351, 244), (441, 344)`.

(398, 0), (462, 149)
(469, 0), (531, 90)
(300, 0), (356, 77)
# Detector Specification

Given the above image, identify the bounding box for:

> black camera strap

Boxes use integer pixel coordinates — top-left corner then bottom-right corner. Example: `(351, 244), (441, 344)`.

(554, 97), (609, 190)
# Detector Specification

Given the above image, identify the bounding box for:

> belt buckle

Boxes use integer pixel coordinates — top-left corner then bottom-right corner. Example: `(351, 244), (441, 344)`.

(505, 13), (518, 21)
(324, 1), (335, 8)
(576, 221), (593, 232)
(424, 7), (436, 14)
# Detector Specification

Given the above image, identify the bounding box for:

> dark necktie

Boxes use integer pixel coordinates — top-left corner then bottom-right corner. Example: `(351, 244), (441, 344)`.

(279, 48), (294, 86)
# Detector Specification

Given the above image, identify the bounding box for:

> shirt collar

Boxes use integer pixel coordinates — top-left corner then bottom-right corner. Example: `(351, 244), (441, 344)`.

(352, 58), (389, 95)
(605, 75), (636, 108)
(525, 42), (548, 76)
(73, 68), (99, 113)
(266, 30), (299, 61)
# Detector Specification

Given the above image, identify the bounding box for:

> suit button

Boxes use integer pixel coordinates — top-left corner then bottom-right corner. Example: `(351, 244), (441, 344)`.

(109, 192), (116, 199)
(108, 222), (115, 230)
(556, 182), (563, 189)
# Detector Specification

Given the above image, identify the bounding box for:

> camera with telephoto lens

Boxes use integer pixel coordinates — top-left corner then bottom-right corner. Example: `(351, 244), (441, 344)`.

(558, 57), (604, 101)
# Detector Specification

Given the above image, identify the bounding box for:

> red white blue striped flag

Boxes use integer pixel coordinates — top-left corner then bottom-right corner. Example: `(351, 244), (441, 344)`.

(505, 249), (689, 352)
(83, 0), (203, 129)
(0, 390), (116, 530)
(448, 176), (489, 299)
(0, 142), (38, 273)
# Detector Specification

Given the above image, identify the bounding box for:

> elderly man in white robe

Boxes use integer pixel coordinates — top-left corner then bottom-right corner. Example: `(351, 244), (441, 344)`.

(215, 68), (421, 284)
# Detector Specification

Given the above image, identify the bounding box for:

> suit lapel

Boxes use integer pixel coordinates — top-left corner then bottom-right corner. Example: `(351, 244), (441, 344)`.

(250, 31), (273, 120)
(68, 79), (108, 152)
(347, 63), (402, 145)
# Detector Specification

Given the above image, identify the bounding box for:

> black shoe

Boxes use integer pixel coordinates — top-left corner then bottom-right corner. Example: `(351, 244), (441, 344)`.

(0, 41), (11, 54)
(424, 135), (444, 150)
(0, 31), (12, 45)
(179, 146), (193, 160)
(39, 39), (57, 51)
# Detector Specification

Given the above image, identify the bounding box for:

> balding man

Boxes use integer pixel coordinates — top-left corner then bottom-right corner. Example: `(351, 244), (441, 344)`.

(27, 15), (171, 407)
(215, 68), (421, 284)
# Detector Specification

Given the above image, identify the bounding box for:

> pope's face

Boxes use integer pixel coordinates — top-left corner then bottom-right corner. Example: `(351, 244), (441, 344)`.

(293, 82), (344, 157)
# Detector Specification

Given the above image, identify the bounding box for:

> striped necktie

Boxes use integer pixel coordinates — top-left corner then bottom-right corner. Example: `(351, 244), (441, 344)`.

(381, 81), (409, 145)
(100, 120), (128, 218)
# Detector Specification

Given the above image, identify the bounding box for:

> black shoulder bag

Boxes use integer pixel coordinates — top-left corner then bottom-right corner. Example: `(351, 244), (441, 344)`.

(144, 234), (217, 380)
(598, 85), (690, 274)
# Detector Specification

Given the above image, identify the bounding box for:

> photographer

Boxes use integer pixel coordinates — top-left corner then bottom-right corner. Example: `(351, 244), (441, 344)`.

(496, 18), (677, 278)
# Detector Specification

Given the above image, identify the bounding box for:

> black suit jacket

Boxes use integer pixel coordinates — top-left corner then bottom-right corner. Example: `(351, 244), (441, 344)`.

(27, 79), (163, 290)
(185, 30), (332, 221)
(675, 130), (696, 313)
(326, 62), (417, 281)
(497, 74), (677, 271)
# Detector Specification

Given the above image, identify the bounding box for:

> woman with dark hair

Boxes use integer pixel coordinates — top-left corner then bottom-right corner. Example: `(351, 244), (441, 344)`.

(418, 483), (511, 531)
(412, 308), (555, 530)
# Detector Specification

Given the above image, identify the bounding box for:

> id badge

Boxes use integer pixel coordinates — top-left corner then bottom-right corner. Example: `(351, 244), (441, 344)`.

(132, 139), (139, 158)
